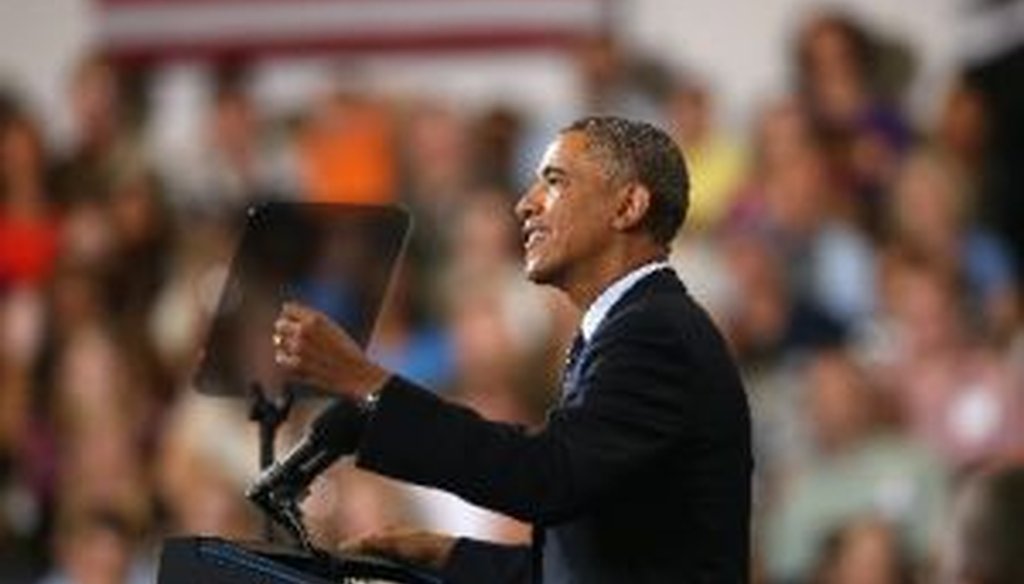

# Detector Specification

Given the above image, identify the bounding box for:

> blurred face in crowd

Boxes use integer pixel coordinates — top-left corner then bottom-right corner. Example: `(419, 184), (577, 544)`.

(450, 287), (516, 382)
(50, 263), (106, 333)
(59, 520), (132, 584)
(62, 200), (116, 267)
(722, 234), (789, 350)
(766, 145), (829, 235)
(807, 351), (873, 453)
(799, 16), (869, 123)
(407, 104), (468, 195)
(817, 521), (907, 584)
(1, 117), (43, 193)
(668, 85), (711, 148)
(109, 174), (164, 247)
(938, 83), (987, 160)
(755, 99), (813, 176)
(575, 34), (622, 103)
(213, 91), (255, 154)
(805, 24), (861, 83)
(887, 262), (961, 357)
(515, 131), (622, 292)
(173, 465), (252, 539)
(892, 155), (962, 252)
(453, 191), (519, 273)
(70, 58), (119, 145)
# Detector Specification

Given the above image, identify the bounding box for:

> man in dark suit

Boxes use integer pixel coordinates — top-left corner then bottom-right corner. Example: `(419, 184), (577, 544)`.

(273, 116), (752, 583)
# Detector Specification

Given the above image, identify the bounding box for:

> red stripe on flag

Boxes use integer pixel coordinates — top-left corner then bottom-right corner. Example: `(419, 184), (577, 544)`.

(105, 28), (589, 66)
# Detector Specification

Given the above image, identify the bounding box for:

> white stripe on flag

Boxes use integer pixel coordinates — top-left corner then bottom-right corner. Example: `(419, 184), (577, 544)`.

(100, 0), (603, 46)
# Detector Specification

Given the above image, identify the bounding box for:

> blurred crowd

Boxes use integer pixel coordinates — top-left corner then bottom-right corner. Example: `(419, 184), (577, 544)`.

(0, 8), (1022, 584)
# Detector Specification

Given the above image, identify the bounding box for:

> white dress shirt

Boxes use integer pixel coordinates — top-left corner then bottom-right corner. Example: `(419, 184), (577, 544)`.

(579, 261), (671, 342)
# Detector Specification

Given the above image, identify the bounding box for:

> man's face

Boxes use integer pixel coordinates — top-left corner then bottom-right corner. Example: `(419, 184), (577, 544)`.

(515, 131), (620, 288)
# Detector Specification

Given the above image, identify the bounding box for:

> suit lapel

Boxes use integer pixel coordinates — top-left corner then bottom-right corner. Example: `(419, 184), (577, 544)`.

(557, 267), (680, 408)
(591, 267), (679, 340)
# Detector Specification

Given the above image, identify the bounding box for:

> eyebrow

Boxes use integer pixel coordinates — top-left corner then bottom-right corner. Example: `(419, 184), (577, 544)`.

(540, 166), (568, 180)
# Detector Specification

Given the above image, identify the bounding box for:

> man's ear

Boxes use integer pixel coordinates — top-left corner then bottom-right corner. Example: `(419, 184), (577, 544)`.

(611, 183), (651, 231)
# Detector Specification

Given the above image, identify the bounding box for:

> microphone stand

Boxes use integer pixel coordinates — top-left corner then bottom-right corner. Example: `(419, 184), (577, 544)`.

(247, 383), (294, 543)
(248, 487), (317, 554)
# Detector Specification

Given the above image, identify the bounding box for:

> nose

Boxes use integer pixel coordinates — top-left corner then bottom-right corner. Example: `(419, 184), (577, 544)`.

(515, 182), (541, 222)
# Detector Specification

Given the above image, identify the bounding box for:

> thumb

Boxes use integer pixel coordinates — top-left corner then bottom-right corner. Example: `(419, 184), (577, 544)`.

(339, 533), (381, 555)
(338, 536), (364, 554)
(339, 531), (398, 557)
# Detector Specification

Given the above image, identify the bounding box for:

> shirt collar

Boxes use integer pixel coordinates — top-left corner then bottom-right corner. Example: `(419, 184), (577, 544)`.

(580, 261), (671, 342)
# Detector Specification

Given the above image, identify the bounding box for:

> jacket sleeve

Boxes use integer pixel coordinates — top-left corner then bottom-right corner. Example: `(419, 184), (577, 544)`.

(354, 312), (706, 526)
(439, 539), (531, 584)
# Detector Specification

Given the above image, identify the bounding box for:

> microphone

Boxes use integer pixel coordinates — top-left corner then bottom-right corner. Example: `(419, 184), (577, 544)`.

(246, 397), (366, 507)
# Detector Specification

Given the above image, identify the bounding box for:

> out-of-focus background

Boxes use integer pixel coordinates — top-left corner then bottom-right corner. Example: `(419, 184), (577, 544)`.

(0, 0), (1022, 582)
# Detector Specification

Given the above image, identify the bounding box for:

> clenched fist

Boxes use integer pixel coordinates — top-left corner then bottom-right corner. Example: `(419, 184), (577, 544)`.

(273, 302), (389, 399)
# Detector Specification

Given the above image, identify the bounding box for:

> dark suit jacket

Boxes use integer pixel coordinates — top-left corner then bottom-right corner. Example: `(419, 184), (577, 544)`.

(356, 268), (752, 583)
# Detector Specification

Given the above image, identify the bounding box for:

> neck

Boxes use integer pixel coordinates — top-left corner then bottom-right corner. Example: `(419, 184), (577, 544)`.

(563, 244), (666, 311)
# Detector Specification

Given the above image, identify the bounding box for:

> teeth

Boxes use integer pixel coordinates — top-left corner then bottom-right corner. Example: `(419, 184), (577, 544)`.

(526, 230), (544, 248)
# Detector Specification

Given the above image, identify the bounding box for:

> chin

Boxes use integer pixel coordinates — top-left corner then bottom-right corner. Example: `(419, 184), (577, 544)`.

(524, 259), (561, 287)
(524, 265), (547, 284)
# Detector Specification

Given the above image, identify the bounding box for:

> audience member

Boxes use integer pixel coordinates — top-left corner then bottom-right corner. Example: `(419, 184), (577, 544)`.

(873, 252), (1022, 473)
(765, 349), (947, 582)
(940, 463), (1024, 584)
(36, 500), (152, 584)
(811, 519), (915, 584)
(0, 109), (61, 289)
(886, 152), (1018, 342)
(665, 77), (746, 233)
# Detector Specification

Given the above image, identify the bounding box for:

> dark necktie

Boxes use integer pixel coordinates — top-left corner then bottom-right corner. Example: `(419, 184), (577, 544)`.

(559, 332), (586, 404)
(533, 331), (586, 582)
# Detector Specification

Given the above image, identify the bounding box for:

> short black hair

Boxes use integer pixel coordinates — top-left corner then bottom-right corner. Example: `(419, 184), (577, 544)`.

(562, 115), (689, 245)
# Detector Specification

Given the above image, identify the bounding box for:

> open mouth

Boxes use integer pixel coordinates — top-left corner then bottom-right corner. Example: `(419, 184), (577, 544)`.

(523, 224), (548, 250)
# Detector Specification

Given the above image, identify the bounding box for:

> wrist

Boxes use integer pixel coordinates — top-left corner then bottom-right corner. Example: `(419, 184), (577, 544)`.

(359, 385), (382, 416)
(348, 362), (390, 401)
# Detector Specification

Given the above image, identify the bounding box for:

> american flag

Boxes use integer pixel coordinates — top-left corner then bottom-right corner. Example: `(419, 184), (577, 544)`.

(96, 0), (610, 63)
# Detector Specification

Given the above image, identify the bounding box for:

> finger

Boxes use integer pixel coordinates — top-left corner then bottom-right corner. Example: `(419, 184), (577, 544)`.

(338, 535), (370, 554)
(356, 536), (400, 560)
(276, 309), (303, 329)
(280, 334), (301, 356)
(273, 318), (300, 340)
(282, 301), (315, 321)
(275, 350), (301, 370)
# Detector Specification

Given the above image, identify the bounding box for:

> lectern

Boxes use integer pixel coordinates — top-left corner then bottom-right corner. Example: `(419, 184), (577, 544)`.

(159, 537), (441, 583)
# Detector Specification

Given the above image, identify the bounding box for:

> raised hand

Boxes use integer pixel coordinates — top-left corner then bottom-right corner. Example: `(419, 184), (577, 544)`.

(273, 302), (388, 399)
